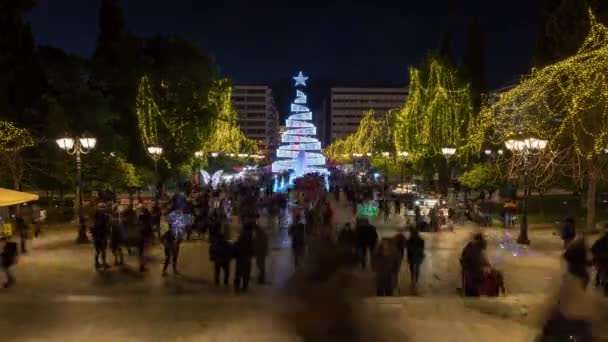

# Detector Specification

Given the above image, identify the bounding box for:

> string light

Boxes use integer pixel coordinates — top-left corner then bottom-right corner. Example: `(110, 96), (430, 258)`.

(135, 75), (160, 150)
(324, 109), (395, 162)
(0, 120), (34, 152)
(394, 56), (475, 162)
(203, 79), (258, 156)
(470, 9), (608, 159)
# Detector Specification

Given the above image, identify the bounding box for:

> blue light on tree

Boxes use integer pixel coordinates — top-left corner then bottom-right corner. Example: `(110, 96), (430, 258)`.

(272, 71), (327, 176)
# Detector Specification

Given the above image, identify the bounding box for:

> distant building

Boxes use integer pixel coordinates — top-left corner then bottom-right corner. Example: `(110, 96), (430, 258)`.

(232, 85), (280, 156)
(330, 87), (407, 141)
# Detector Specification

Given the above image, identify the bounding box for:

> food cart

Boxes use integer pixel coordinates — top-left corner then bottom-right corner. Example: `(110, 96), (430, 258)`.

(0, 188), (39, 238)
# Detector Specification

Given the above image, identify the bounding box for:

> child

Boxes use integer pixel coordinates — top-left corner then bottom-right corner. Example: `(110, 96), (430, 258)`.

(1, 241), (18, 288)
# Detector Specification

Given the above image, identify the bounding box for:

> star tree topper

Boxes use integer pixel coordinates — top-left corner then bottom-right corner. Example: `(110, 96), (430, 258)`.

(293, 71), (308, 87)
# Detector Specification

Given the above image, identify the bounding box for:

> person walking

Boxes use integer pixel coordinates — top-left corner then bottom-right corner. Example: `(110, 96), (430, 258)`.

(254, 225), (269, 284)
(503, 200), (516, 229)
(15, 215), (29, 254)
(139, 207), (154, 272)
(355, 218), (378, 269)
(539, 238), (595, 342)
(161, 230), (180, 276)
(1, 240), (17, 288)
(91, 208), (110, 270)
(209, 233), (233, 286)
(110, 205), (125, 266)
(460, 233), (490, 297)
(591, 228), (608, 295)
(560, 218), (576, 250)
(233, 228), (254, 292)
(289, 214), (307, 268)
(405, 227), (425, 292)
(372, 238), (400, 296)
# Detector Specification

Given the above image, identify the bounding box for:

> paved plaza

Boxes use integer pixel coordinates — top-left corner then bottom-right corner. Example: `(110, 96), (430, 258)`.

(0, 199), (606, 341)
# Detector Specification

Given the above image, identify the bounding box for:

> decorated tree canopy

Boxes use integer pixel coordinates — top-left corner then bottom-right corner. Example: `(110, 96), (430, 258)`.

(203, 79), (258, 156)
(472, 9), (608, 230)
(0, 120), (34, 152)
(324, 109), (396, 162)
(394, 55), (474, 161)
(272, 72), (326, 175)
(473, 10), (608, 157)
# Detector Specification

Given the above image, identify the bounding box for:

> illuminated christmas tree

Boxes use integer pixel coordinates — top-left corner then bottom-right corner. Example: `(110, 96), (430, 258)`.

(272, 71), (327, 175)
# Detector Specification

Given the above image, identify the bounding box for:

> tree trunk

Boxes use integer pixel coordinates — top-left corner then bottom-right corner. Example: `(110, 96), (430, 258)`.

(586, 167), (599, 232)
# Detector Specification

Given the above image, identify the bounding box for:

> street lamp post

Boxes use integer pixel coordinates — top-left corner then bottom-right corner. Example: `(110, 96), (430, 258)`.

(441, 147), (457, 209)
(147, 146), (163, 206)
(398, 151), (409, 184)
(56, 134), (97, 243)
(506, 138), (547, 245)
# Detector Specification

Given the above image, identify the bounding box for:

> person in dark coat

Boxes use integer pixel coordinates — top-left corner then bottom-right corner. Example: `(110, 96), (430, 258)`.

(393, 229), (407, 265)
(372, 238), (400, 296)
(152, 205), (162, 240)
(139, 208), (154, 272)
(110, 206), (125, 266)
(209, 233), (233, 286)
(15, 216), (29, 254)
(539, 238), (594, 342)
(233, 228), (255, 292)
(355, 218), (378, 269)
(161, 230), (180, 276)
(253, 225), (269, 284)
(561, 218), (576, 249)
(1, 240), (17, 288)
(591, 229), (608, 294)
(460, 233), (490, 296)
(289, 214), (307, 268)
(91, 209), (110, 270)
(337, 223), (357, 261)
(405, 227), (425, 291)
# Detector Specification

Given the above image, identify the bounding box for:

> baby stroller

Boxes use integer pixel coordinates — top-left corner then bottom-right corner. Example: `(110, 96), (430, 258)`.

(482, 269), (506, 297)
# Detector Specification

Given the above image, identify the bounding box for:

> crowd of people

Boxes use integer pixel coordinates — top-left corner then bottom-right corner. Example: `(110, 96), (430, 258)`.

(2, 173), (608, 340)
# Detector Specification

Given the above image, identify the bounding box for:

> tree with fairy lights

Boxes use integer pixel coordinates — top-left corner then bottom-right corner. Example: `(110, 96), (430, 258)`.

(394, 54), (475, 162)
(324, 110), (396, 162)
(473, 10), (608, 231)
(272, 72), (326, 175)
(203, 79), (258, 157)
(0, 120), (34, 189)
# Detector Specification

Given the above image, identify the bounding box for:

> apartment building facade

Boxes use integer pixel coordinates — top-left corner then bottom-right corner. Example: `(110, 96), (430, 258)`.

(232, 85), (280, 157)
(330, 87), (407, 141)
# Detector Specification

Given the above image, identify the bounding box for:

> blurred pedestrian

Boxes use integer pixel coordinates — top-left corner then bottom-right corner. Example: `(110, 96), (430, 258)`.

(254, 225), (269, 284)
(405, 227), (425, 292)
(234, 228), (254, 292)
(1, 240), (17, 288)
(289, 214), (307, 268)
(355, 218), (378, 269)
(139, 207), (153, 272)
(561, 218), (576, 249)
(209, 233), (233, 286)
(591, 228), (608, 295)
(372, 238), (400, 296)
(539, 238), (594, 342)
(110, 205), (125, 266)
(91, 208), (110, 270)
(161, 230), (180, 276)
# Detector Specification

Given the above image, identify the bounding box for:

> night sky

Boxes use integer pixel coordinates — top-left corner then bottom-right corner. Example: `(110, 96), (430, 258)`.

(27, 0), (541, 90)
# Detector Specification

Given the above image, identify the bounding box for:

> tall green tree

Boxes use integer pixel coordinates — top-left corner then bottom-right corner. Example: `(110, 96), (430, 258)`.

(476, 11), (608, 231)
(0, 0), (46, 128)
(394, 54), (474, 162)
(534, 0), (601, 66)
(460, 14), (486, 109)
(91, 0), (145, 163)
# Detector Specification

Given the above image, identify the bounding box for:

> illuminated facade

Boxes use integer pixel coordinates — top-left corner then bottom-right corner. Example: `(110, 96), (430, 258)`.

(330, 87), (407, 141)
(272, 72), (327, 174)
(232, 85), (280, 157)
